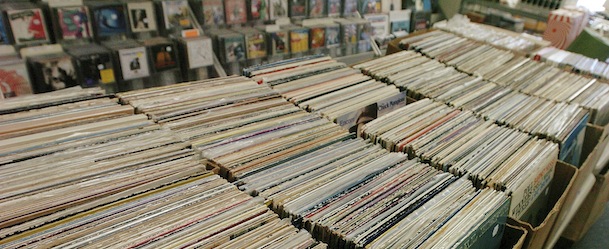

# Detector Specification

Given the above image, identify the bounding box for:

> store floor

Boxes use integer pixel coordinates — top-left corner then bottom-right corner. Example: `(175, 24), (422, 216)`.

(557, 203), (609, 248)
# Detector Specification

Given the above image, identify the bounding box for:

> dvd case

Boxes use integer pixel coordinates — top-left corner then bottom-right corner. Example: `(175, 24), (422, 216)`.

(225, 0), (248, 25)
(248, 0), (268, 21)
(267, 0), (288, 20)
(217, 31), (246, 63)
(161, 0), (195, 30)
(308, 0), (326, 18)
(240, 28), (267, 59)
(267, 29), (289, 55)
(327, 0), (341, 17)
(359, 0), (381, 14)
(325, 23), (340, 48)
(127, 1), (157, 33)
(201, 0), (225, 25)
(309, 25), (325, 49)
(343, 0), (358, 17)
(289, 26), (309, 53)
(288, 0), (306, 19)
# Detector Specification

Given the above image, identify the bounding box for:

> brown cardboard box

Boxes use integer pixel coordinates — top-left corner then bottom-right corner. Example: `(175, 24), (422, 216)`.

(508, 162), (577, 249)
(546, 124), (609, 246)
(562, 169), (609, 241)
(500, 224), (527, 249)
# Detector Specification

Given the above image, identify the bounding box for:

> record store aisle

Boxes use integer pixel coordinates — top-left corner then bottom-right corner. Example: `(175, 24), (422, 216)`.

(570, 204), (609, 248)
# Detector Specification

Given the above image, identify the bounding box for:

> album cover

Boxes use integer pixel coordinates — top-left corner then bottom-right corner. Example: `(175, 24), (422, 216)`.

(249, 0), (268, 21)
(325, 25), (340, 48)
(118, 46), (150, 80)
(364, 14), (389, 38)
(268, 0), (288, 20)
(56, 6), (94, 40)
(162, 0), (195, 30)
(341, 22), (358, 44)
(76, 53), (115, 87)
(149, 43), (179, 72)
(269, 30), (289, 55)
(92, 5), (129, 37)
(359, 0), (381, 14)
(289, 28), (309, 53)
(288, 0), (306, 18)
(308, 0), (326, 18)
(0, 61), (32, 98)
(327, 0), (341, 17)
(225, 0), (248, 25)
(221, 34), (246, 62)
(343, 0), (358, 16)
(0, 15), (8, 44)
(127, 2), (157, 33)
(31, 55), (79, 93)
(202, 0), (225, 25)
(309, 26), (325, 49)
(184, 36), (213, 69)
(244, 31), (267, 59)
(7, 9), (49, 45)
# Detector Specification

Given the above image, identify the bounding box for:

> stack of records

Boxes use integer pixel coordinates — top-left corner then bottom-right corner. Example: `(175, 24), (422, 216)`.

(238, 150), (509, 248)
(1, 173), (327, 248)
(360, 99), (558, 221)
(0, 117), (210, 237)
(118, 76), (352, 181)
(0, 86), (106, 115)
(0, 98), (133, 140)
(244, 55), (404, 132)
(535, 46), (609, 80)
(397, 30), (609, 125)
(355, 51), (588, 166)
(435, 16), (541, 54)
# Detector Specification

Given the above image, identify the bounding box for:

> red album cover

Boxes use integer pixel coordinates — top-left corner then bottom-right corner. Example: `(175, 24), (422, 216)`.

(225, 0), (248, 24)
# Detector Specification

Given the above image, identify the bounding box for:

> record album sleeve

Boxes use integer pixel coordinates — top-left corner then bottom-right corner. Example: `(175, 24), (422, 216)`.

(288, 0), (306, 18)
(76, 53), (116, 87)
(149, 43), (179, 72)
(162, 0), (195, 30)
(184, 36), (214, 69)
(225, 0), (248, 25)
(202, 0), (225, 25)
(56, 6), (94, 40)
(92, 4), (129, 37)
(31, 55), (79, 93)
(127, 2), (157, 33)
(118, 46), (150, 80)
(7, 8), (50, 45)
(0, 61), (33, 98)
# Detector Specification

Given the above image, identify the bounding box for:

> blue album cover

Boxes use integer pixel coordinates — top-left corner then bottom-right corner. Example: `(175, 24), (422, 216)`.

(93, 5), (128, 37)
(0, 15), (8, 44)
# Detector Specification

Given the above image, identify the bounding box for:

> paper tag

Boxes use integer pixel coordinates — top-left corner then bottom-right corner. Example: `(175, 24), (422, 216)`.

(182, 29), (200, 38)
(100, 69), (116, 84)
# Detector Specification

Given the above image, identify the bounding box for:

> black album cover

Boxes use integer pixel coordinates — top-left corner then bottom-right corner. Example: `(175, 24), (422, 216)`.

(30, 55), (79, 93)
(77, 54), (115, 87)
(150, 43), (179, 72)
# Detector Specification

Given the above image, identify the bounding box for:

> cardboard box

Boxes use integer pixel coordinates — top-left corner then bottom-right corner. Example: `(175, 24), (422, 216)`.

(500, 224), (527, 249)
(546, 123), (609, 246)
(508, 161), (577, 249)
(562, 169), (609, 241)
